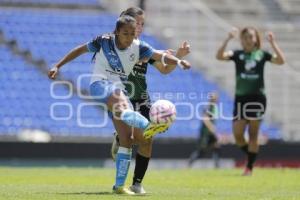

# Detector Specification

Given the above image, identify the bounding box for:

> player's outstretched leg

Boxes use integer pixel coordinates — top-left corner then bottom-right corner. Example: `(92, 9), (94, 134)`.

(120, 109), (149, 131)
(120, 109), (169, 138)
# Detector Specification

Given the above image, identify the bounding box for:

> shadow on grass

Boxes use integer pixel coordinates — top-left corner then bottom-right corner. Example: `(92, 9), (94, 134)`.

(57, 192), (112, 196)
(57, 191), (149, 197)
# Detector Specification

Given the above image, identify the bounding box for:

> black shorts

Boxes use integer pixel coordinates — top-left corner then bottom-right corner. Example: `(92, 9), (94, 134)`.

(130, 98), (151, 120)
(233, 95), (267, 121)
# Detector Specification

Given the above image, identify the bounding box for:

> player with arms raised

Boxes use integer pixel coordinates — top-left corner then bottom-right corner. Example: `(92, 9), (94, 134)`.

(216, 27), (285, 175)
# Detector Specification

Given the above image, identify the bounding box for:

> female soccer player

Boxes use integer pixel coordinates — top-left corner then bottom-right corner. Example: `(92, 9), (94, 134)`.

(110, 7), (191, 194)
(48, 15), (191, 194)
(188, 92), (220, 168)
(216, 27), (285, 175)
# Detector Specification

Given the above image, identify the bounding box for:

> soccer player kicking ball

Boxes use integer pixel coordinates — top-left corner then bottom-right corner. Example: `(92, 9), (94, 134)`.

(48, 15), (191, 195)
(216, 27), (285, 175)
(110, 7), (191, 194)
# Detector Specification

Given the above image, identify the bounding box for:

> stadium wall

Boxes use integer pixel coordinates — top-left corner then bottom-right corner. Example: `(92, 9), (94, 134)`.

(0, 140), (299, 168)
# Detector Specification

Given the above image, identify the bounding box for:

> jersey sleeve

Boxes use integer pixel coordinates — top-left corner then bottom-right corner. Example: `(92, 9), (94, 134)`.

(228, 50), (239, 61)
(139, 40), (154, 61)
(86, 35), (102, 52)
(148, 58), (155, 65)
(263, 51), (272, 62)
(203, 108), (213, 118)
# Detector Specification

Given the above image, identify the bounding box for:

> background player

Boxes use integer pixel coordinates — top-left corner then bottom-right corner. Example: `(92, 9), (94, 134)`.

(188, 92), (220, 168)
(110, 7), (191, 194)
(48, 15), (191, 194)
(216, 27), (285, 175)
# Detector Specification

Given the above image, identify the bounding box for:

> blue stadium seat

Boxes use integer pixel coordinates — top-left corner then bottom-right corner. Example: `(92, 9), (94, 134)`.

(0, 8), (281, 139)
(0, 44), (114, 137)
(0, 0), (100, 6)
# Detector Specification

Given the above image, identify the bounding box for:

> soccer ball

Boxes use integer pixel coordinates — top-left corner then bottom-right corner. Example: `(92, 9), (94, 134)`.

(149, 100), (176, 124)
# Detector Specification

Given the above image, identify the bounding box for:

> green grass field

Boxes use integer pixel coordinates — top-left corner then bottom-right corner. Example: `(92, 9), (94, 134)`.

(0, 167), (299, 200)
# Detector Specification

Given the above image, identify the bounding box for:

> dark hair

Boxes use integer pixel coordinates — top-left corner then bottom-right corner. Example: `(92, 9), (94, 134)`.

(92, 16), (136, 62)
(114, 15), (136, 34)
(240, 27), (262, 49)
(120, 7), (144, 18)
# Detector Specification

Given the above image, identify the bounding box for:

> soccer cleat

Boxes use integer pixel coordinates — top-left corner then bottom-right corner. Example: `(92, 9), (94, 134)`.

(113, 186), (135, 195)
(111, 132), (119, 161)
(242, 167), (252, 176)
(129, 183), (146, 194)
(143, 123), (169, 139)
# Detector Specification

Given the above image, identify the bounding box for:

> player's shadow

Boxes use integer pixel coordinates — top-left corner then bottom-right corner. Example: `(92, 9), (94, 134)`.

(57, 192), (112, 196)
(57, 191), (149, 197)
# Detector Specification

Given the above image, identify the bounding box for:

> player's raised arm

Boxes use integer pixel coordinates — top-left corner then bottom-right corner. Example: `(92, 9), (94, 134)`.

(154, 41), (191, 74)
(48, 44), (89, 79)
(266, 31), (285, 65)
(216, 27), (238, 61)
(150, 49), (191, 71)
(48, 34), (103, 79)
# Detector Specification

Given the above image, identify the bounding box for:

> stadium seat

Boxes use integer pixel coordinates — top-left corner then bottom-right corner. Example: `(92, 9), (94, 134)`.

(0, 8), (281, 139)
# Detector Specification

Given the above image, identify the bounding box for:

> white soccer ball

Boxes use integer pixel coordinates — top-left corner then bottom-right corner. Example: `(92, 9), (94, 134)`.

(149, 100), (176, 124)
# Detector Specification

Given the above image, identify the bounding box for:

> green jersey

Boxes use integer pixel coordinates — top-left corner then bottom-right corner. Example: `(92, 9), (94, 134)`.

(200, 104), (218, 136)
(229, 49), (272, 96)
(125, 59), (155, 100)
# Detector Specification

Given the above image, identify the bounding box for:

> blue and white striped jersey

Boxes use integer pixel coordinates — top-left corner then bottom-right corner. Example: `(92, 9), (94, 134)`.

(86, 34), (154, 89)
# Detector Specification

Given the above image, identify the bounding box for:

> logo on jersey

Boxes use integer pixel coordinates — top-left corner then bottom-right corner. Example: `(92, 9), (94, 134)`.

(129, 53), (135, 61)
(245, 60), (257, 71)
(109, 57), (120, 68)
(240, 73), (259, 79)
(254, 51), (263, 61)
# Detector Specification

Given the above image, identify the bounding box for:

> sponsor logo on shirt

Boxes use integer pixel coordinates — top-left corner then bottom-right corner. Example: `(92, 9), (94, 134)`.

(105, 69), (127, 79)
(241, 73), (259, 79)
